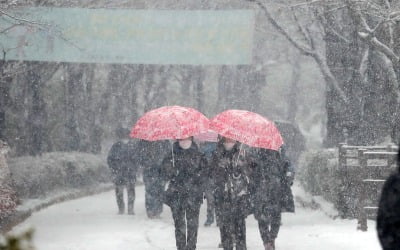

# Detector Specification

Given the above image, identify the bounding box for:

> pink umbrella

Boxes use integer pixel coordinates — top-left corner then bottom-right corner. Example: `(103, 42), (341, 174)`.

(130, 106), (209, 141)
(210, 109), (283, 151)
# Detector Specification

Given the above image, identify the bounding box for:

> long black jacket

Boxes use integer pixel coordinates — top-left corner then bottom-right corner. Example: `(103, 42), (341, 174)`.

(249, 149), (294, 220)
(107, 140), (138, 185)
(211, 142), (253, 217)
(137, 140), (170, 184)
(161, 142), (207, 208)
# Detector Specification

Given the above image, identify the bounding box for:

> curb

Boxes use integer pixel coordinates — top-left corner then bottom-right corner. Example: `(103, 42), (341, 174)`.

(0, 184), (114, 234)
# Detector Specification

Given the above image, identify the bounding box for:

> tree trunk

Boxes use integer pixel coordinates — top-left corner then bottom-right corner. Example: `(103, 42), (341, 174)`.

(64, 64), (83, 151)
(323, 6), (365, 146)
(0, 61), (11, 141)
(26, 62), (48, 156)
(287, 56), (300, 123)
(194, 66), (205, 111)
(363, 49), (398, 144)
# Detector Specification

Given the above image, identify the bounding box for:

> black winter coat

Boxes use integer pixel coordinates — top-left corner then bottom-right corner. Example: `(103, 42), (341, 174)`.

(137, 140), (170, 169)
(377, 168), (400, 250)
(211, 143), (253, 217)
(161, 142), (207, 208)
(249, 149), (295, 220)
(107, 140), (138, 185)
(138, 140), (170, 184)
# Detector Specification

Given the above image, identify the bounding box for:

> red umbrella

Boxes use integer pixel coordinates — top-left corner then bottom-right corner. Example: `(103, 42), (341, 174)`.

(210, 109), (283, 150)
(130, 106), (209, 141)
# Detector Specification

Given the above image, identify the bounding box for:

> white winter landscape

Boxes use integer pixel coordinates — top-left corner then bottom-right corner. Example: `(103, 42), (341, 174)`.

(11, 185), (381, 250)
(2, 2), (400, 250)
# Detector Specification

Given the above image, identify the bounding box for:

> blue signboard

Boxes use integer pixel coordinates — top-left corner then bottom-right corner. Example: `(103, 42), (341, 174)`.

(0, 8), (254, 65)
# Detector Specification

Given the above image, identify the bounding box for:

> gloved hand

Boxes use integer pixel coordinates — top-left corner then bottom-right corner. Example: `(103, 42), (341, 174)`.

(286, 171), (294, 186)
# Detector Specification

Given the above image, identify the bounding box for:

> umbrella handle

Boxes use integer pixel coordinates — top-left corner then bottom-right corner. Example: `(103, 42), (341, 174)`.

(234, 143), (243, 168)
(171, 142), (175, 169)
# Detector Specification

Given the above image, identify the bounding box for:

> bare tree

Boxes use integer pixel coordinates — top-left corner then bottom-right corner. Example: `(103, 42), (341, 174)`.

(251, 0), (400, 146)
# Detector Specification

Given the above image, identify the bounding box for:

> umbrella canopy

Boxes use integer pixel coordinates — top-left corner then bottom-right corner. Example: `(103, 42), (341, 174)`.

(210, 109), (284, 150)
(130, 106), (209, 141)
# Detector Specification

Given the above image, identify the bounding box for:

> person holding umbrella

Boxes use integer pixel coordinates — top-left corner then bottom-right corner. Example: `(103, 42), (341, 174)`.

(137, 139), (170, 219)
(210, 109), (289, 250)
(130, 106), (210, 250)
(161, 136), (208, 250)
(210, 136), (254, 250)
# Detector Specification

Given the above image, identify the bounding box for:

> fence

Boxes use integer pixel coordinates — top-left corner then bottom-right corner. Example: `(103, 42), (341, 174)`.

(337, 143), (398, 231)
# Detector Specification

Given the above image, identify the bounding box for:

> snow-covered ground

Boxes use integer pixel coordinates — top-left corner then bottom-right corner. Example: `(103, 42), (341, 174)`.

(12, 185), (381, 250)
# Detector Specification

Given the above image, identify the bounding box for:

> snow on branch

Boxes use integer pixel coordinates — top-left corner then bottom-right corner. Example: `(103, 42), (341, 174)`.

(251, 0), (316, 57)
(0, 8), (47, 27)
(347, 1), (400, 64)
(249, 0), (349, 103)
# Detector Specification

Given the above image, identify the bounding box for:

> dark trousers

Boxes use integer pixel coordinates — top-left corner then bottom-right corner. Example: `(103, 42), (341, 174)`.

(257, 212), (281, 244)
(219, 214), (247, 250)
(205, 190), (215, 222)
(170, 203), (201, 250)
(115, 182), (135, 214)
(144, 182), (164, 217)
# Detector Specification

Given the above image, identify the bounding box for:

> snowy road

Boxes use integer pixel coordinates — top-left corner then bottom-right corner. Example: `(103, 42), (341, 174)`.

(13, 185), (381, 250)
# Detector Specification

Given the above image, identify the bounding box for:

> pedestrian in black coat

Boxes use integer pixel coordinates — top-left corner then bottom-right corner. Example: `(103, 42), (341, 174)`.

(137, 140), (170, 218)
(377, 148), (400, 250)
(279, 146), (295, 213)
(211, 137), (253, 250)
(161, 137), (207, 250)
(198, 141), (217, 226)
(107, 127), (138, 215)
(249, 148), (289, 250)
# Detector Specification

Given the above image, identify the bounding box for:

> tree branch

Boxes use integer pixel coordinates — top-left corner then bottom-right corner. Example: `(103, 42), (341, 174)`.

(0, 23), (20, 34)
(0, 8), (47, 27)
(347, 1), (400, 64)
(291, 9), (312, 45)
(360, 33), (400, 62)
(250, 0), (348, 102)
(252, 0), (316, 57)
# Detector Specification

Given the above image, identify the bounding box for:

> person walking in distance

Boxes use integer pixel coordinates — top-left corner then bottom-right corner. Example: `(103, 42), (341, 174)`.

(107, 127), (138, 215)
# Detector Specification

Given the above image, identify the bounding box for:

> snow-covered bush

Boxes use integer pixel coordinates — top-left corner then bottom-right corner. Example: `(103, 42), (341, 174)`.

(0, 186), (17, 220)
(7, 152), (111, 199)
(0, 140), (17, 220)
(297, 149), (343, 211)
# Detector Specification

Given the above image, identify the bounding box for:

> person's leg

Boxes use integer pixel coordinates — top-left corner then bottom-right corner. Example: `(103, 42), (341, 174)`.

(220, 214), (234, 250)
(269, 212), (282, 247)
(127, 180), (135, 215)
(204, 190), (215, 226)
(215, 207), (224, 248)
(235, 216), (247, 250)
(144, 182), (155, 218)
(153, 180), (165, 217)
(115, 184), (125, 214)
(258, 212), (280, 250)
(186, 205), (201, 250)
(258, 219), (271, 245)
(219, 224), (233, 250)
(171, 204), (186, 250)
